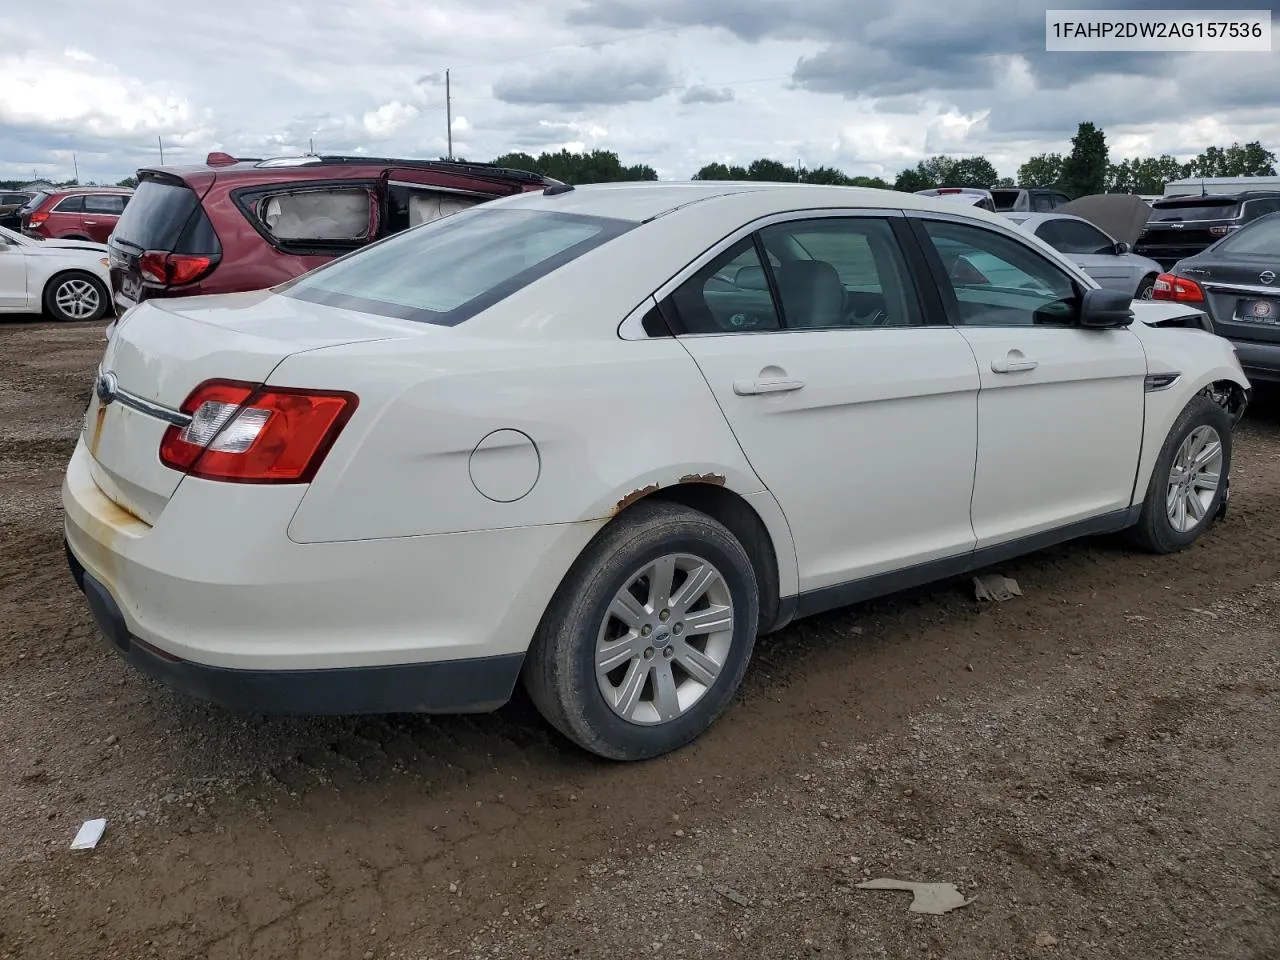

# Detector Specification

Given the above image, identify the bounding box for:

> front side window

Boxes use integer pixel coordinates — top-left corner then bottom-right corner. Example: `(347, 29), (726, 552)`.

(758, 218), (925, 328)
(920, 219), (1079, 327)
(280, 207), (631, 326)
(1035, 218), (1115, 255)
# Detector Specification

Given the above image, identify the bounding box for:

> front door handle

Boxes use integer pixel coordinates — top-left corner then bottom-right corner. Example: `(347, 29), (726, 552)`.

(991, 351), (1038, 374)
(733, 377), (806, 396)
(83, 220), (98, 225)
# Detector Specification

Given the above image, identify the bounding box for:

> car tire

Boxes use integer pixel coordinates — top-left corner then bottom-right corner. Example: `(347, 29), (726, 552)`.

(1128, 394), (1233, 554)
(1135, 275), (1157, 300)
(523, 499), (760, 761)
(43, 272), (109, 323)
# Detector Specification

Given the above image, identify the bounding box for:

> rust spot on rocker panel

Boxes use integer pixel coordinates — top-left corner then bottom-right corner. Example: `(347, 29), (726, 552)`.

(678, 472), (726, 486)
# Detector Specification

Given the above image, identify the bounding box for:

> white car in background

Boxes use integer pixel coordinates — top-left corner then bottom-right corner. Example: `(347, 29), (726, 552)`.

(0, 225), (112, 322)
(64, 182), (1249, 761)
(1005, 211), (1165, 300)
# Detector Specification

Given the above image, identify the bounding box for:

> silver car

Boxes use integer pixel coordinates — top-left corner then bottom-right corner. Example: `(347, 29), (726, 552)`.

(1004, 210), (1164, 300)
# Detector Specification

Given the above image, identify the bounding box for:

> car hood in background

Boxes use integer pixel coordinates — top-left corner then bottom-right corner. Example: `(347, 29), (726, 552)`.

(1059, 194), (1152, 247)
(32, 238), (109, 253)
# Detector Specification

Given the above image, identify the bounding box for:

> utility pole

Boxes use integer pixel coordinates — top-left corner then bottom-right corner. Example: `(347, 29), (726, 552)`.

(446, 68), (453, 160)
(158, 135), (165, 164)
(309, 137), (315, 155)
(72, 153), (79, 183)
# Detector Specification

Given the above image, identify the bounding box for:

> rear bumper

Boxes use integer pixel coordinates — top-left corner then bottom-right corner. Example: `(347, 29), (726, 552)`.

(65, 543), (523, 714)
(1228, 339), (1280, 382)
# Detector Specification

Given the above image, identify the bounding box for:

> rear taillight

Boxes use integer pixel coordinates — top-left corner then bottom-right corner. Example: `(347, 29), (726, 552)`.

(159, 380), (358, 483)
(1208, 225), (1239, 237)
(139, 250), (218, 287)
(1152, 273), (1205, 303)
(28, 211), (48, 227)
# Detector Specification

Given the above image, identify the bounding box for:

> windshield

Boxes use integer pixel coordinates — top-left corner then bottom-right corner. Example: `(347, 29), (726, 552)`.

(281, 207), (633, 325)
(1214, 213), (1280, 256)
(1149, 198), (1241, 221)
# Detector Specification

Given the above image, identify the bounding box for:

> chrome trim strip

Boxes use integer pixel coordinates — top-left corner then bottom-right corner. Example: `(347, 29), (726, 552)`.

(113, 388), (192, 427)
(1144, 372), (1181, 393)
(1203, 281), (1280, 297)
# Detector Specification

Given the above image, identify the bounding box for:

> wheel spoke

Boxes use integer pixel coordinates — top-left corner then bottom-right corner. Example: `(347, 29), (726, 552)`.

(615, 660), (648, 719)
(596, 635), (639, 674)
(647, 556), (677, 609)
(608, 591), (647, 630)
(1185, 489), (1206, 522)
(1174, 493), (1187, 530)
(1190, 441), (1221, 471)
(673, 641), (721, 686)
(1192, 470), (1219, 490)
(669, 562), (717, 616)
(681, 604), (733, 636)
(650, 660), (681, 721)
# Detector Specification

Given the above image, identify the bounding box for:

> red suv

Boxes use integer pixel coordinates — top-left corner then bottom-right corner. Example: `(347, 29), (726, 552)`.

(21, 187), (133, 244)
(107, 153), (558, 312)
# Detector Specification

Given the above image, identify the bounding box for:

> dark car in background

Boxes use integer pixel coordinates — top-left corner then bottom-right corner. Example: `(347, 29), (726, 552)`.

(1136, 191), (1280, 270)
(106, 153), (559, 315)
(0, 191), (33, 230)
(20, 187), (133, 244)
(1154, 211), (1280, 383)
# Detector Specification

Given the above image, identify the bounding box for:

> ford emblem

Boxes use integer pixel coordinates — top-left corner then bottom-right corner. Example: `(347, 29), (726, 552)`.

(95, 371), (119, 405)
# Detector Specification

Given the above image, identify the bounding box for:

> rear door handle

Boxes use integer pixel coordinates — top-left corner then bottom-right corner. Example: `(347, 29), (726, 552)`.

(83, 220), (98, 225)
(733, 377), (806, 396)
(991, 357), (1038, 374)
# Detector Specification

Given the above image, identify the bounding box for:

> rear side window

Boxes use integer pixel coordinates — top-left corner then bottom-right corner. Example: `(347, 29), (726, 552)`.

(53, 195), (84, 213)
(83, 194), (126, 215)
(254, 187), (372, 242)
(280, 208), (632, 326)
(111, 179), (219, 254)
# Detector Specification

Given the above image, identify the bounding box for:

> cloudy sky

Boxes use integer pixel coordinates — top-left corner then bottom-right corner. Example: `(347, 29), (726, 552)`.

(2, 0), (1277, 184)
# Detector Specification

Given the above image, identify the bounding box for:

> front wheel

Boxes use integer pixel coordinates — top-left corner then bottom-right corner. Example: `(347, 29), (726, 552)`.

(1128, 394), (1233, 553)
(523, 500), (759, 761)
(44, 272), (109, 323)
(1135, 275), (1157, 300)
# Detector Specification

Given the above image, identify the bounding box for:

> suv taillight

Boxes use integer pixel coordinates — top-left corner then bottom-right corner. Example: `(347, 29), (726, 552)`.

(28, 211), (48, 227)
(139, 250), (219, 286)
(1208, 226), (1239, 237)
(1152, 273), (1205, 303)
(159, 380), (358, 483)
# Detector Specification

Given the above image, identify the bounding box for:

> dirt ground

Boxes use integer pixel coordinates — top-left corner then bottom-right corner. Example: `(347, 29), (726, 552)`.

(1, 316), (1278, 960)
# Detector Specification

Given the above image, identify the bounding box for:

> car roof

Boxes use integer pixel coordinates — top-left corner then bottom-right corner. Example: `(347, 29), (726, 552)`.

(1003, 211), (1097, 229)
(42, 186), (133, 196)
(138, 154), (554, 188)
(494, 180), (1020, 226)
(1154, 190), (1280, 205)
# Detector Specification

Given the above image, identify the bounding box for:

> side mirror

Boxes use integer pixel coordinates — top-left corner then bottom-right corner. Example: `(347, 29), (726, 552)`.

(734, 264), (769, 291)
(1114, 241), (1131, 255)
(1080, 287), (1134, 328)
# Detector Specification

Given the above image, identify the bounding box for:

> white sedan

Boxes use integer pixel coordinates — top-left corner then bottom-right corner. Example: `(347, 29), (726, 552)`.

(0, 225), (112, 322)
(63, 182), (1250, 760)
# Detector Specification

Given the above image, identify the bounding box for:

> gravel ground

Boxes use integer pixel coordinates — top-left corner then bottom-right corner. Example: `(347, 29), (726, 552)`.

(0, 316), (1278, 960)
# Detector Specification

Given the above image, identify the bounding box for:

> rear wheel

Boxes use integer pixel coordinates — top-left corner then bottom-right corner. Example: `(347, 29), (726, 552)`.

(44, 272), (108, 323)
(1136, 275), (1157, 300)
(523, 500), (759, 760)
(1128, 394), (1232, 553)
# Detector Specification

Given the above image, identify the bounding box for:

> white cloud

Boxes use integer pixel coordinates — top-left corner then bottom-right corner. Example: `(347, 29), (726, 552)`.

(362, 101), (419, 138)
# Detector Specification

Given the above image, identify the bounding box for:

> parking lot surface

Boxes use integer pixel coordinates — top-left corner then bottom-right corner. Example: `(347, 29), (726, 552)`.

(1, 317), (1278, 960)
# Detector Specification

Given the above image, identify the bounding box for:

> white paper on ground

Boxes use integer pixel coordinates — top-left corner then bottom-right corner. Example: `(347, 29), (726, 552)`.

(70, 818), (107, 850)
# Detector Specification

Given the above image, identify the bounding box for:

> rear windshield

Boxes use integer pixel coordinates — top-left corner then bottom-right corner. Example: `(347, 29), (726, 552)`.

(990, 189), (1022, 211)
(23, 192), (48, 211)
(280, 208), (633, 326)
(111, 178), (218, 253)
(1149, 198), (1242, 221)
(1213, 214), (1280, 255)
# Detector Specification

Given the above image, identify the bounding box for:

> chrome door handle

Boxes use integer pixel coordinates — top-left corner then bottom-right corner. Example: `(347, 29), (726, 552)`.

(733, 377), (806, 396)
(83, 220), (98, 225)
(991, 357), (1038, 373)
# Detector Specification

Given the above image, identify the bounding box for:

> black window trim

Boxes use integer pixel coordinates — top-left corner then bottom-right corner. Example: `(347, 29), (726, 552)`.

(906, 211), (1090, 329)
(645, 207), (955, 339)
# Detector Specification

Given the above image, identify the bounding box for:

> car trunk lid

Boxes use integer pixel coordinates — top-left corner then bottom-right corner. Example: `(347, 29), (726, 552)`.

(83, 290), (421, 525)
(1182, 254), (1280, 345)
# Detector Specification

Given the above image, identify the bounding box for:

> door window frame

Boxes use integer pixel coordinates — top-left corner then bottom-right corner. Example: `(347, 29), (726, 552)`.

(905, 211), (1095, 330)
(620, 208), (950, 339)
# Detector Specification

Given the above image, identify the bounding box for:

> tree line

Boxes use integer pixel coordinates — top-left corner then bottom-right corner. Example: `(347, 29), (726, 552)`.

(4, 123), (1274, 198)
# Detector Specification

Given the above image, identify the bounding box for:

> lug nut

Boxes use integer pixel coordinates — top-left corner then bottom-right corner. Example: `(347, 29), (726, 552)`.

(641, 625), (652, 637)
(663, 647), (674, 660)
(643, 647), (655, 660)
(659, 609), (670, 622)
(673, 623), (684, 635)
